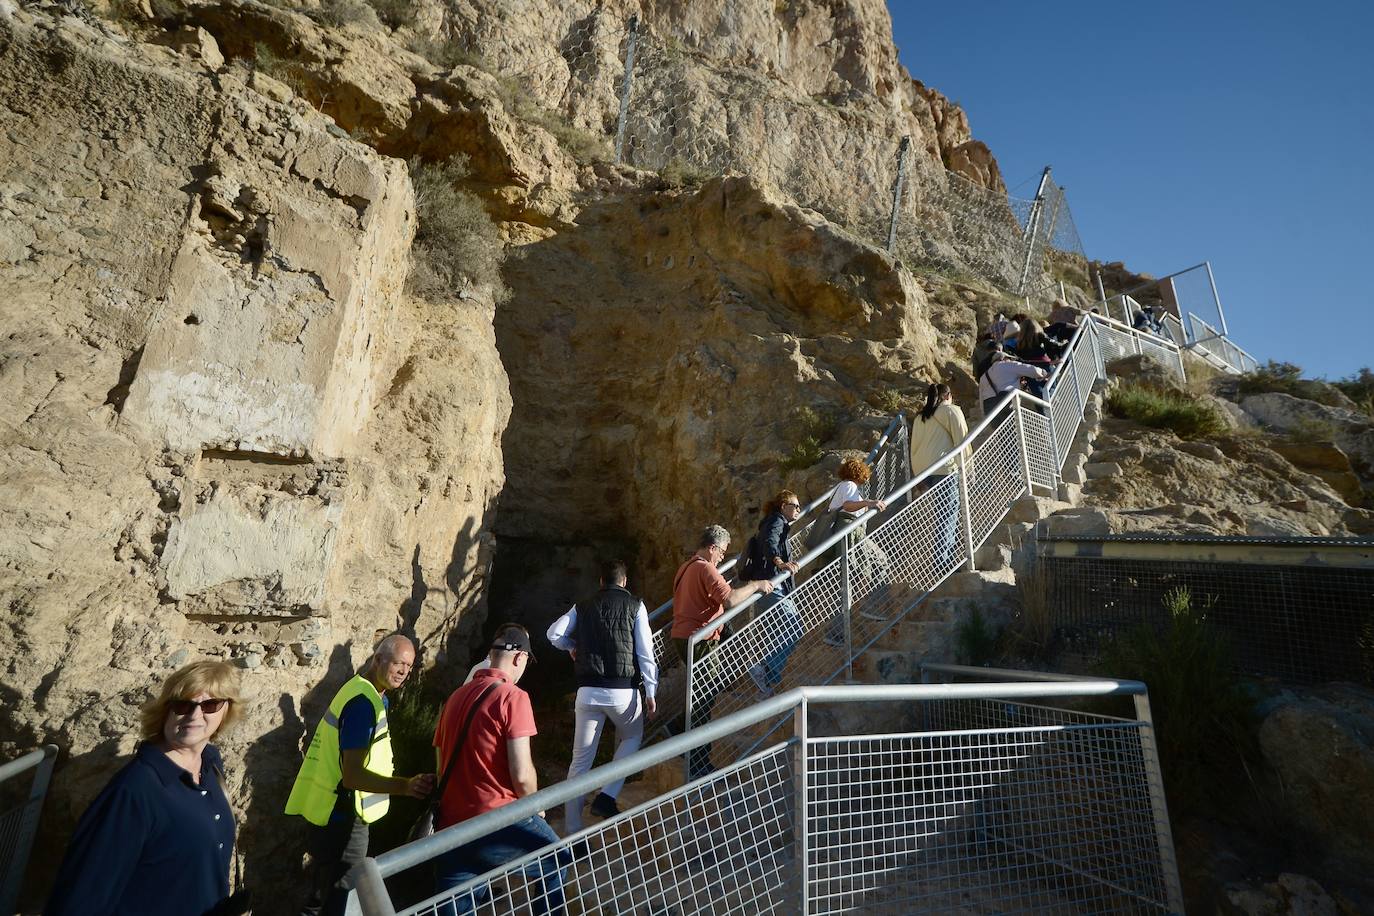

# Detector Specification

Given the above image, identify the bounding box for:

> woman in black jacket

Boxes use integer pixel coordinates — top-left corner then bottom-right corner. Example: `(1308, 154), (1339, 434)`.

(744, 490), (803, 696)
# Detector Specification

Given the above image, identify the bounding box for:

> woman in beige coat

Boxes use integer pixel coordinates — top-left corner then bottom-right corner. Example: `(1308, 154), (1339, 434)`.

(908, 383), (969, 572)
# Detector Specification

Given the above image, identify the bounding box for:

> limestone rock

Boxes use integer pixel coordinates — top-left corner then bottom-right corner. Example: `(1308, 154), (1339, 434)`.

(1222, 873), (1349, 916)
(1259, 685), (1374, 876)
(1107, 352), (1186, 393)
(1242, 392), (1374, 484)
(0, 6), (508, 899)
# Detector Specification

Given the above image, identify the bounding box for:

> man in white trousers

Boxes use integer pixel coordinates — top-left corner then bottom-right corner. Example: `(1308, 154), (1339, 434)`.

(546, 559), (658, 833)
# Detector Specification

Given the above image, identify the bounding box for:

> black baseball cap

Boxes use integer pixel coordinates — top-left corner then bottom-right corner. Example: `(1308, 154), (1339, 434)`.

(491, 623), (536, 663)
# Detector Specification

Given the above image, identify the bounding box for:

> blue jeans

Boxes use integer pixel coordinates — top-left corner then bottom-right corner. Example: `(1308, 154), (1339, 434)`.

(755, 592), (802, 687)
(434, 815), (569, 915)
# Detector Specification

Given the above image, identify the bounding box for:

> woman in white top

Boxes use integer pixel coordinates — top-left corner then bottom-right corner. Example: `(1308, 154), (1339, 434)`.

(821, 457), (890, 631)
(977, 348), (1048, 417)
(908, 383), (969, 571)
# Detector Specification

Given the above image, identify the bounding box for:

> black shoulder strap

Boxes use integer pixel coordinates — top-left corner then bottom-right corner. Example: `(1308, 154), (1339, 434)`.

(433, 681), (501, 802)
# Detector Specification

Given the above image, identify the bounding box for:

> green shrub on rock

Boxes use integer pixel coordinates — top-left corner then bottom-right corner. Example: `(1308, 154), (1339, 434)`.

(1106, 382), (1227, 440)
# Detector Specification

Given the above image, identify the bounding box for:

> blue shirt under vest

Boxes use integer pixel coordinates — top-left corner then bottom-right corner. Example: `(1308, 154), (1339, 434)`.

(47, 742), (236, 916)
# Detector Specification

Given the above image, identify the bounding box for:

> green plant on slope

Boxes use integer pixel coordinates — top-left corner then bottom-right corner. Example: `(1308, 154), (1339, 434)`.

(1106, 382), (1226, 440)
(1236, 360), (1347, 407)
(407, 156), (508, 303)
(956, 607), (1000, 666)
(1100, 587), (1258, 818)
(781, 406), (839, 471)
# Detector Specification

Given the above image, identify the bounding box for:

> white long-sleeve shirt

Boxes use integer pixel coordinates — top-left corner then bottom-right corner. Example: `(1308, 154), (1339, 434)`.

(547, 599), (658, 702)
(978, 359), (1048, 402)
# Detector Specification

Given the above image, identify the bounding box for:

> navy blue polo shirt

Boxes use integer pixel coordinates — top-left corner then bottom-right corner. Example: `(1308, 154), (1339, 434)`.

(47, 742), (236, 916)
(329, 693), (387, 823)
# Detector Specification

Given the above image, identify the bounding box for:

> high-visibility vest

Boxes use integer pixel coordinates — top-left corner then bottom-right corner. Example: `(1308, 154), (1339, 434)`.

(284, 674), (394, 826)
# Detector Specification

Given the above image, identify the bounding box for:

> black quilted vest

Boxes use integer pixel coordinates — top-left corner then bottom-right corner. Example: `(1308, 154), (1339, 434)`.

(574, 585), (641, 689)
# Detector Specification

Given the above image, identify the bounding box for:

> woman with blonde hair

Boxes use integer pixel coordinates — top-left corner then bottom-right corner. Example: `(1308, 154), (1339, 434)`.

(909, 382), (969, 571)
(48, 659), (245, 916)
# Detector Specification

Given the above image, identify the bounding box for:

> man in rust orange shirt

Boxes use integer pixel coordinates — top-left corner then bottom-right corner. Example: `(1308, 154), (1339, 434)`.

(671, 524), (775, 778)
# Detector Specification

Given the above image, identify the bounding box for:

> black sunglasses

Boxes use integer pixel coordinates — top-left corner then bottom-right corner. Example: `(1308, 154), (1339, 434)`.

(169, 698), (231, 716)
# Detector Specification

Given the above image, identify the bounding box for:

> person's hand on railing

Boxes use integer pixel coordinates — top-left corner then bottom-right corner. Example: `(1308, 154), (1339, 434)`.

(773, 559), (800, 574)
(755, 579), (775, 595)
(870, 498), (887, 512)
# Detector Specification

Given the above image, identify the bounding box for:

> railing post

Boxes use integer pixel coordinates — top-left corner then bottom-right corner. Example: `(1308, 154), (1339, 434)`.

(1013, 400), (1034, 494)
(956, 449), (976, 571)
(841, 539), (854, 682)
(682, 630), (697, 781)
(1134, 694), (1186, 915)
(346, 858), (397, 916)
(794, 697), (810, 915)
(612, 16), (639, 165)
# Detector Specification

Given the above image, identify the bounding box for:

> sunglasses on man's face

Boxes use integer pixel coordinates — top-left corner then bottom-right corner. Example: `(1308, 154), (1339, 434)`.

(168, 698), (231, 716)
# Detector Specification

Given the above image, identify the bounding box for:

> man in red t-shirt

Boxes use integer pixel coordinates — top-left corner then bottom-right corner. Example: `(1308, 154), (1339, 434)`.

(670, 525), (774, 779)
(430, 624), (566, 915)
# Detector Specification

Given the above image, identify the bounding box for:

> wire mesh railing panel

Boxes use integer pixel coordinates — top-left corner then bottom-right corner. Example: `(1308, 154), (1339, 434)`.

(1041, 554), (1374, 686)
(0, 748), (54, 916)
(692, 475), (972, 763)
(867, 421), (910, 503)
(688, 556), (847, 731)
(966, 412), (1026, 549)
(1095, 323), (1140, 365)
(400, 744), (799, 916)
(1021, 405), (1056, 490)
(805, 723), (1170, 914)
(1047, 352), (1084, 468)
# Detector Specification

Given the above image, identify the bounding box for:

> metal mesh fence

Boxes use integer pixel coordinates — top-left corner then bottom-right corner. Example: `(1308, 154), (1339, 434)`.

(681, 317), (1193, 765)
(1039, 553), (1374, 686)
(359, 681), (1181, 916)
(806, 720), (1171, 914)
(399, 743), (799, 916)
(0, 748), (55, 916)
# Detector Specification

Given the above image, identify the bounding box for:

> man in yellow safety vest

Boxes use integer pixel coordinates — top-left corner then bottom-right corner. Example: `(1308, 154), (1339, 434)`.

(286, 633), (435, 916)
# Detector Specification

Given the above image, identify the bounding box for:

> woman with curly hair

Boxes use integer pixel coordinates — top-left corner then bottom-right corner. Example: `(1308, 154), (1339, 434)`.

(48, 659), (244, 916)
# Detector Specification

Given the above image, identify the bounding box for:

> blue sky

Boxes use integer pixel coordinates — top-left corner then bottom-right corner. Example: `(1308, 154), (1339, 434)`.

(889, 1), (1374, 379)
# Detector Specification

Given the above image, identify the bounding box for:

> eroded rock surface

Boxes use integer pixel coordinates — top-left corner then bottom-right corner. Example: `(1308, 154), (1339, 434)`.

(0, 5), (508, 895)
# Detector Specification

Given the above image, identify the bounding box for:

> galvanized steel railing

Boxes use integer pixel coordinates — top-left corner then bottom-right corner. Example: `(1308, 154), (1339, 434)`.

(643, 412), (909, 739)
(348, 673), (1183, 915)
(675, 314), (1186, 765)
(0, 745), (57, 915)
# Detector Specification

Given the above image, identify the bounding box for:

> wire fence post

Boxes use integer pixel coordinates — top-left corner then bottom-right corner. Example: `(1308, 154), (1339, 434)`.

(956, 450), (976, 571)
(612, 15), (639, 165)
(885, 135), (911, 254)
(841, 539), (854, 682)
(1016, 166), (1052, 295)
(794, 697), (810, 915)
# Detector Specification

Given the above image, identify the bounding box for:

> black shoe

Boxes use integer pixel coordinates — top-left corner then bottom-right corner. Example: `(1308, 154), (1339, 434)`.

(588, 792), (620, 819)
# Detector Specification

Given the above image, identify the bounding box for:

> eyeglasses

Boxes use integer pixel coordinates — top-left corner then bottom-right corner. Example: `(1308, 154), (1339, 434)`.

(168, 698), (231, 716)
(783, 502), (801, 509)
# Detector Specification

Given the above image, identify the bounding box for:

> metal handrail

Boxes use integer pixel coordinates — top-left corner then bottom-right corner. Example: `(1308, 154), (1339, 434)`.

(0, 745), (58, 916)
(677, 312), (1187, 742)
(366, 677), (1148, 880)
(645, 411), (907, 625)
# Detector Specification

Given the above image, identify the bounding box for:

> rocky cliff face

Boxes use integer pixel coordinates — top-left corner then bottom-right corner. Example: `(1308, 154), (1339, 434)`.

(3, 0), (1369, 910)
(0, 2), (508, 892)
